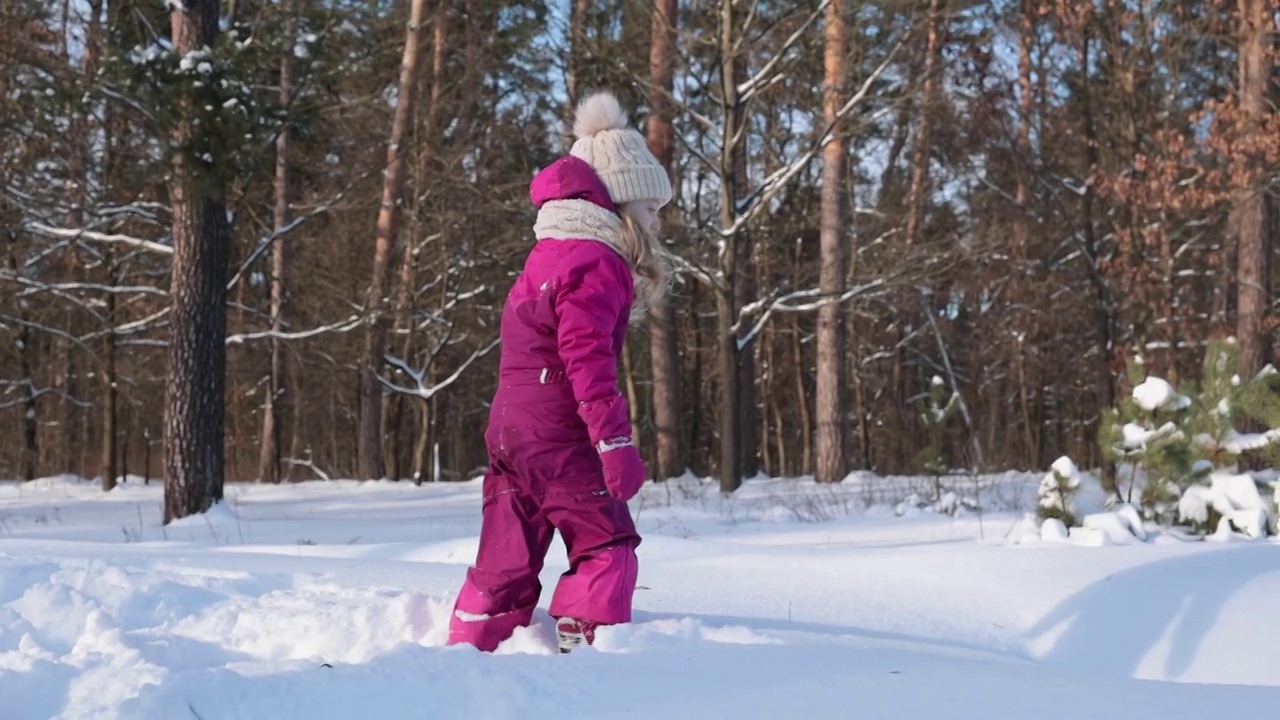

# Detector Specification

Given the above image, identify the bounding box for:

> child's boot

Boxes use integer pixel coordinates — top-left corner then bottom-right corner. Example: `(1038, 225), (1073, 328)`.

(555, 617), (597, 654)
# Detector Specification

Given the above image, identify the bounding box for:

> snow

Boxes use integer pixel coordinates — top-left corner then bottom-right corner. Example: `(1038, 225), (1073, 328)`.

(1132, 377), (1191, 412)
(3, 474), (1280, 719)
(1122, 421), (1184, 449)
(1039, 517), (1069, 543)
(1223, 428), (1280, 454)
(1050, 455), (1079, 479)
(1081, 510), (1143, 544)
(1178, 470), (1272, 537)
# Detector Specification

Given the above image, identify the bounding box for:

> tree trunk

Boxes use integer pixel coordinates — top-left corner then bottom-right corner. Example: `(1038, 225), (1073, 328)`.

(1011, 0), (1038, 470)
(736, 233), (758, 481)
(101, 256), (117, 492)
(888, 0), (944, 474)
(792, 318), (813, 475)
(1013, 0), (1034, 263)
(358, 0), (429, 481)
(163, 0), (230, 524)
(689, 282), (705, 474)
(384, 0), (448, 480)
(716, 289), (741, 492)
(564, 0), (592, 144)
(12, 253), (38, 483)
(903, 0), (944, 250)
(646, 0), (683, 481)
(1077, 22), (1116, 486)
(716, 0), (745, 493)
(1235, 0), (1274, 380)
(815, 0), (847, 484)
(258, 0), (296, 485)
(623, 339), (642, 448)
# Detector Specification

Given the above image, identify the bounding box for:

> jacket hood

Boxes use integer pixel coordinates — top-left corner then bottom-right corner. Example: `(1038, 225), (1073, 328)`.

(529, 156), (618, 214)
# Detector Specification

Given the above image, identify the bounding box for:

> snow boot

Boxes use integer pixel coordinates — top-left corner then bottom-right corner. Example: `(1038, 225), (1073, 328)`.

(555, 617), (597, 654)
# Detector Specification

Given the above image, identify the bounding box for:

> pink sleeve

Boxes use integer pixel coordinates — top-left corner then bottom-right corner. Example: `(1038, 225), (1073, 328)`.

(554, 250), (634, 446)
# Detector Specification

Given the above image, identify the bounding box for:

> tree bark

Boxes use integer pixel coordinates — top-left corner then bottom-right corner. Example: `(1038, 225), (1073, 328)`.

(815, 0), (847, 484)
(716, 289), (741, 492)
(101, 254), (117, 491)
(564, 0), (592, 144)
(792, 318), (813, 475)
(1235, 0), (1274, 380)
(1076, 20), (1116, 486)
(647, 0), (683, 481)
(716, 0), (746, 493)
(385, 0), (448, 480)
(258, 0), (296, 485)
(358, 0), (429, 481)
(1012, 0), (1038, 468)
(163, 0), (230, 524)
(93, 0), (117, 492)
(1013, 0), (1033, 263)
(8, 249), (38, 482)
(904, 0), (943, 250)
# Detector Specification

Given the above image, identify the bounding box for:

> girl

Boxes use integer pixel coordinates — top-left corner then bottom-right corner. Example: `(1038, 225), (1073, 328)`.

(447, 91), (674, 654)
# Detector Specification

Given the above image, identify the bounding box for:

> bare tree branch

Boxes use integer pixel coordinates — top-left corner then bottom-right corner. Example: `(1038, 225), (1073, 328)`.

(736, 279), (887, 351)
(0, 379), (91, 410)
(378, 337), (500, 399)
(736, 0), (830, 104)
(283, 455), (333, 481)
(24, 221), (173, 255)
(226, 314), (365, 344)
(226, 174), (374, 292)
(17, 281), (166, 298)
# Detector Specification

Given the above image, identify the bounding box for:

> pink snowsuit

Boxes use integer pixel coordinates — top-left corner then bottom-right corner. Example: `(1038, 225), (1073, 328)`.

(447, 155), (641, 652)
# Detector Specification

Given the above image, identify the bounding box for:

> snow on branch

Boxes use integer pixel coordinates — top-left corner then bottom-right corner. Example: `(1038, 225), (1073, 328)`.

(665, 251), (727, 293)
(412, 284), (489, 331)
(97, 202), (170, 226)
(1223, 428), (1280, 455)
(24, 222), (173, 255)
(0, 379), (91, 410)
(225, 314), (364, 344)
(283, 456), (333, 481)
(18, 281), (167, 299)
(735, 279), (887, 351)
(0, 274), (109, 321)
(81, 306), (171, 342)
(736, 0), (830, 104)
(726, 43), (902, 237)
(226, 176), (373, 292)
(379, 338), (501, 400)
(0, 314), (99, 355)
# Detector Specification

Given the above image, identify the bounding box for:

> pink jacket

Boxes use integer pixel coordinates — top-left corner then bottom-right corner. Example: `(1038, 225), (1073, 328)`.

(485, 156), (634, 458)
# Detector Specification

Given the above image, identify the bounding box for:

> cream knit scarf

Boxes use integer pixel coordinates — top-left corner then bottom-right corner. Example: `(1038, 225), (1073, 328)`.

(533, 199), (625, 256)
(533, 199), (652, 322)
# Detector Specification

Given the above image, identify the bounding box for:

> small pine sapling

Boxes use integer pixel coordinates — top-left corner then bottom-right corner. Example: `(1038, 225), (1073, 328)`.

(1098, 355), (1194, 523)
(1037, 456), (1082, 527)
(914, 376), (960, 505)
(1177, 339), (1280, 537)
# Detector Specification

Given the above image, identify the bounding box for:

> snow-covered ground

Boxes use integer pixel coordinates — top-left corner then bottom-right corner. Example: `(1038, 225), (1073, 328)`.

(3, 472), (1280, 719)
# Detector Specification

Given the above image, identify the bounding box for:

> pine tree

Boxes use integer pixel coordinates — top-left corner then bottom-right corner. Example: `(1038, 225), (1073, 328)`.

(1037, 457), (1082, 528)
(1100, 338), (1280, 529)
(1098, 356), (1194, 522)
(915, 376), (959, 502)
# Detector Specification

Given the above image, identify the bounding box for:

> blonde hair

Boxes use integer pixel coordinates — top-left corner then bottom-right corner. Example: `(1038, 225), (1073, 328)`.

(617, 204), (676, 322)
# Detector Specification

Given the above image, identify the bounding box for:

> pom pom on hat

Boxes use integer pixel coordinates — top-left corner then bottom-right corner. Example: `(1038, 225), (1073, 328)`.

(569, 91), (672, 208)
(573, 92), (629, 138)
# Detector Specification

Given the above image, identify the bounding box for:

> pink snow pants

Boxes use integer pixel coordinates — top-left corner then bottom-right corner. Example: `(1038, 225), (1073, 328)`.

(447, 412), (640, 652)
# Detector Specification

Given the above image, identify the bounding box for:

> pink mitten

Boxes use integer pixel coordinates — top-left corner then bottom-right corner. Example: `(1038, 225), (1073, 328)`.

(597, 438), (646, 502)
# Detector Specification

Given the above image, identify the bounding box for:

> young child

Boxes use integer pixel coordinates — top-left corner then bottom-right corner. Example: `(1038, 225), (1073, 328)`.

(447, 91), (674, 654)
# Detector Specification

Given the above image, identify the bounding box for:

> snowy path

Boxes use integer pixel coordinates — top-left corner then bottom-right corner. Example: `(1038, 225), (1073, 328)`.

(2, 476), (1279, 718)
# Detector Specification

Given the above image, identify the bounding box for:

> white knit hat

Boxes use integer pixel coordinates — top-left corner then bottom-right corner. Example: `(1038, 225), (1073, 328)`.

(569, 92), (672, 208)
